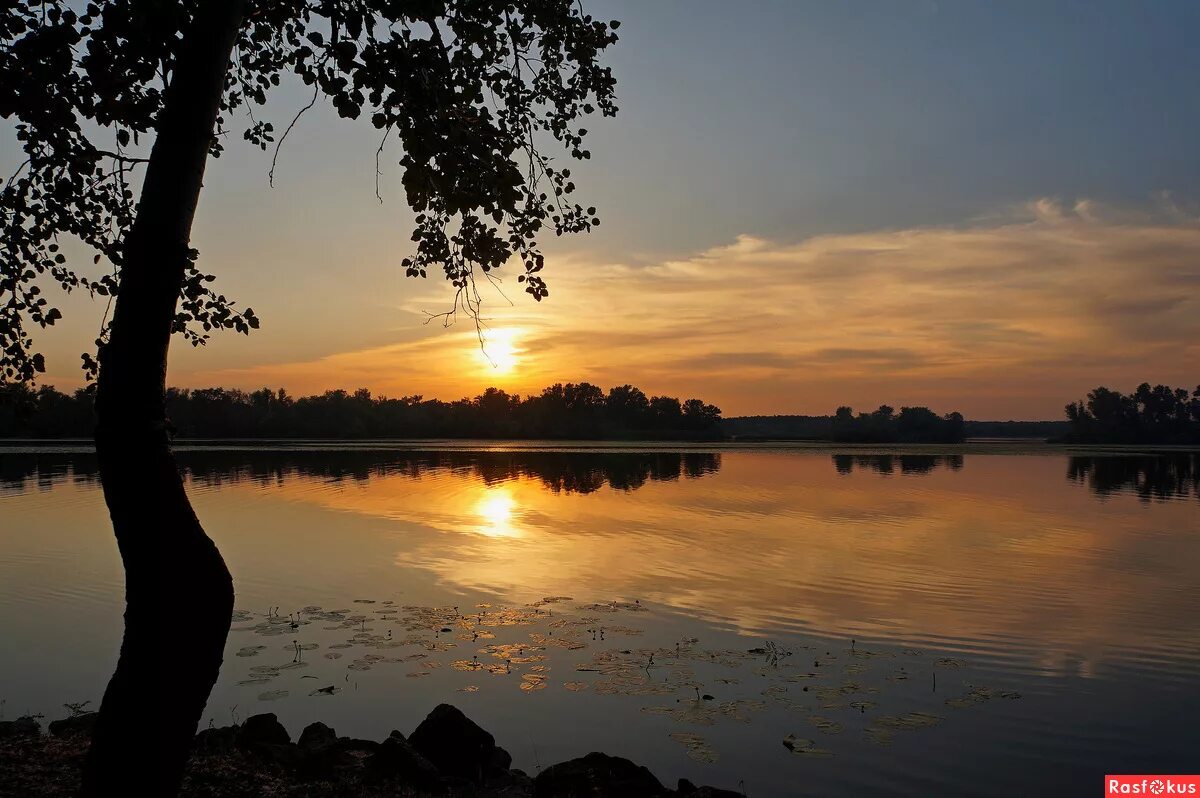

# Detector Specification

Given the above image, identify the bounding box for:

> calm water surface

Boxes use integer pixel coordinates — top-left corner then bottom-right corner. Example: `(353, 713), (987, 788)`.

(1, 444), (1198, 796)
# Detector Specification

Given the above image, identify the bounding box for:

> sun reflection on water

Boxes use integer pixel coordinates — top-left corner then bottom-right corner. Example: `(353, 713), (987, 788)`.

(473, 489), (522, 538)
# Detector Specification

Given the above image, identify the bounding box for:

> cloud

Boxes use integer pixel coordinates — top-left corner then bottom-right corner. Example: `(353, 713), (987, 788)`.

(669, 351), (795, 372)
(182, 198), (1200, 418)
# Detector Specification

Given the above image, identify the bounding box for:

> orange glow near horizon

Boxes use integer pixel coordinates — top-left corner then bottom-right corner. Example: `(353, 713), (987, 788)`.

(35, 199), (1200, 419)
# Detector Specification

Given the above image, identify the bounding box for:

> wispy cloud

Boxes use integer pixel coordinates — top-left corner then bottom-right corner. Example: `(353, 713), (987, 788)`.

(184, 199), (1200, 419)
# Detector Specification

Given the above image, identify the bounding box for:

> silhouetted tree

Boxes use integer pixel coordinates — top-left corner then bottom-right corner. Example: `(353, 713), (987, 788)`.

(606, 383), (651, 428)
(1, 2), (618, 792)
(830, 404), (966, 443)
(1063, 383), (1200, 443)
(682, 397), (721, 430)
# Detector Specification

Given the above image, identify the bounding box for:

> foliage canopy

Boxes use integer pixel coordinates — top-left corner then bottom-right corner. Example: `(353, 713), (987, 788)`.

(1, 0), (619, 381)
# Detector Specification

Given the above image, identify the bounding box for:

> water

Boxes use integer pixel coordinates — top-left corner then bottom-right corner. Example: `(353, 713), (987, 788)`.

(1, 443), (1197, 796)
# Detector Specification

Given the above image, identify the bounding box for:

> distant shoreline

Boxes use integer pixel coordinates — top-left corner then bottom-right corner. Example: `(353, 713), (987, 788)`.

(2, 438), (1196, 455)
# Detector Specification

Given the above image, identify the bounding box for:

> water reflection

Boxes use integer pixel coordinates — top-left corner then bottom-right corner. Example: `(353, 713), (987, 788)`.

(832, 454), (964, 474)
(0, 448), (721, 495)
(6, 447), (1196, 504)
(473, 488), (522, 538)
(3, 446), (1198, 672)
(3, 445), (1200, 797)
(97, 447), (1189, 680)
(1067, 453), (1198, 502)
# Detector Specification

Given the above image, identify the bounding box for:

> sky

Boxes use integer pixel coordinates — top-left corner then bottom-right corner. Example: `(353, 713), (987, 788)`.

(18, 0), (1200, 419)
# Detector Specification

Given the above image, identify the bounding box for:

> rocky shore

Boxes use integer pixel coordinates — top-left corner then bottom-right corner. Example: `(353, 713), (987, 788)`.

(0, 705), (742, 797)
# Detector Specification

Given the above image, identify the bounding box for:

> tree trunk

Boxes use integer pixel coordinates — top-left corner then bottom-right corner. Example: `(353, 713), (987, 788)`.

(83, 2), (246, 795)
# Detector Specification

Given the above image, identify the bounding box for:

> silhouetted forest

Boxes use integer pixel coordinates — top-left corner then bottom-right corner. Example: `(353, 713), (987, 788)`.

(1063, 383), (1200, 444)
(0, 383), (723, 441)
(0, 448), (720, 495)
(724, 413), (1052, 441)
(830, 405), (965, 443)
(960, 420), (1069, 439)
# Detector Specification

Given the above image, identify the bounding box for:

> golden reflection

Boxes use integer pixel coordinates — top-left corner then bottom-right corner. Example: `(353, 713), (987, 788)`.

(473, 489), (522, 538)
(220, 454), (1200, 677)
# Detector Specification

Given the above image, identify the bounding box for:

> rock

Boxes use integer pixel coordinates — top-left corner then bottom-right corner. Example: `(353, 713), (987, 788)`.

(297, 721), (337, 751)
(534, 752), (669, 797)
(0, 716), (40, 739)
(238, 713), (291, 748)
(193, 725), (238, 754)
(48, 712), (97, 739)
(297, 745), (351, 780)
(490, 744), (514, 773)
(366, 735), (441, 788)
(483, 764), (533, 796)
(235, 713), (298, 768)
(293, 721), (349, 779)
(409, 704), (498, 782)
(677, 779), (743, 798)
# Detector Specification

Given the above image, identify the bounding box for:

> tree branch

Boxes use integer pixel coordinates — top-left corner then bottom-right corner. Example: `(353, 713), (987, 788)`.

(269, 83), (319, 187)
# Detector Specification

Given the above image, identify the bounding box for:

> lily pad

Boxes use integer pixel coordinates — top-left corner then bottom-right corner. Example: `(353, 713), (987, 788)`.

(669, 732), (719, 764)
(782, 734), (833, 758)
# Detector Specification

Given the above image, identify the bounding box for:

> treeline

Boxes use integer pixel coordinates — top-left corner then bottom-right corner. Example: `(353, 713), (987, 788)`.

(0, 382), (724, 440)
(962, 419), (1068, 439)
(723, 413), (1052, 441)
(831, 405), (965, 443)
(720, 405), (966, 443)
(1063, 383), (1200, 444)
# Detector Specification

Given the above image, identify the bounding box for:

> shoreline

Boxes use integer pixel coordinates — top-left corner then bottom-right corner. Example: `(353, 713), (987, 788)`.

(0, 704), (741, 797)
(1, 438), (1197, 455)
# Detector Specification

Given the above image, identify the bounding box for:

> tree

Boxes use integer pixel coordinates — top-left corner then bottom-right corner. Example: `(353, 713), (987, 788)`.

(606, 383), (649, 427)
(1062, 382), (1200, 443)
(1, 2), (618, 793)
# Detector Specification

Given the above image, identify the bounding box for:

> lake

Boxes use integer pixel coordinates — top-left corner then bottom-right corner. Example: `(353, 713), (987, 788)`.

(1, 443), (1197, 796)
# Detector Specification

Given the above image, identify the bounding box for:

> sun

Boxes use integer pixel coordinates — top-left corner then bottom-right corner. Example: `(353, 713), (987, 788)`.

(476, 327), (523, 374)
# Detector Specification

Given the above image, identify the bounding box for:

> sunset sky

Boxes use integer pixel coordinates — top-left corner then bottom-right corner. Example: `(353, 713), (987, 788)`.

(29, 0), (1200, 419)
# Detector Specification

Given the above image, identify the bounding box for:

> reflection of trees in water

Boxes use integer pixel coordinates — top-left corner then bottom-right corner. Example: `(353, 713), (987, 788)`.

(0, 449), (721, 495)
(832, 454), (964, 475)
(0, 451), (100, 491)
(1067, 454), (1198, 502)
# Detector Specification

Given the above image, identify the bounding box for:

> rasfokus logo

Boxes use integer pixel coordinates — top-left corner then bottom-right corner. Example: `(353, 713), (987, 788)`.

(1107, 776), (1200, 795)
